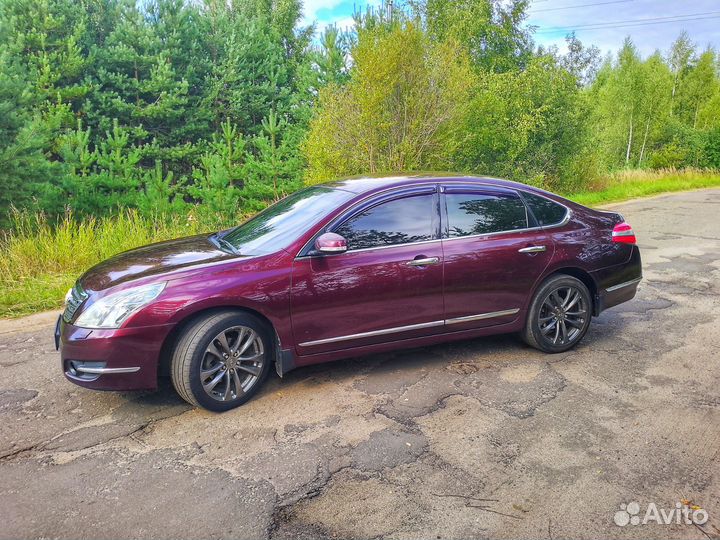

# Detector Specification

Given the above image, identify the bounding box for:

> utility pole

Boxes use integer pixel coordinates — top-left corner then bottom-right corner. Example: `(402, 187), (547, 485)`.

(386, 0), (393, 21)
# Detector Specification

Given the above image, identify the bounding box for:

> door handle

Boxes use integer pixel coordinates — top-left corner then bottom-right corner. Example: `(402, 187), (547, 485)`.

(518, 245), (546, 254)
(406, 256), (440, 267)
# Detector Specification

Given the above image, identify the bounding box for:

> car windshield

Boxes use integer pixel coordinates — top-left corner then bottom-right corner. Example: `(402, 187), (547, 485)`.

(221, 186), (354, 255)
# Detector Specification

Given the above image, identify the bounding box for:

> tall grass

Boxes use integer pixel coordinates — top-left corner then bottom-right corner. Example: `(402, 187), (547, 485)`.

(0, 210), (236, 317)
(566, 168), (720, 206)
(1, 169), (719, 318)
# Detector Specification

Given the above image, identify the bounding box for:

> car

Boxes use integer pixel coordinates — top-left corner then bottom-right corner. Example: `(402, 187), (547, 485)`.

(56, 175), (642, 411)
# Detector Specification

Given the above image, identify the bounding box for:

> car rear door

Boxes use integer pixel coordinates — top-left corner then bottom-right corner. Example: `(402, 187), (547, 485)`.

(440, 185), (555, 329)
(290, 186), (445, 355)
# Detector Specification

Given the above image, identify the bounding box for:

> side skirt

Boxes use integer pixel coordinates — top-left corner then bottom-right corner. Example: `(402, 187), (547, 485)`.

(292, 317), (526, 369)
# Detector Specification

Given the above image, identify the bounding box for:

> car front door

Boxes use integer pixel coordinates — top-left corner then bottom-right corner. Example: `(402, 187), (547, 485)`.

(441, 185), (555, 329)
(290, 186), (445, 355)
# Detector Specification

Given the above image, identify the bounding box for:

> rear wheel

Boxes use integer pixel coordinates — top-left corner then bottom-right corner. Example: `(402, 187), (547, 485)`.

(523, 275), (592, 353)
(171, 311), (272, 411)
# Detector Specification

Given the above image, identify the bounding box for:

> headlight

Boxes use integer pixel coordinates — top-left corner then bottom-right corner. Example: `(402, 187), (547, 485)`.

(74, 282), (166, 329)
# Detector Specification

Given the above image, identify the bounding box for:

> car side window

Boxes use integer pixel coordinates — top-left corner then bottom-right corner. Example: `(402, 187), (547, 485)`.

(521, 192), (568, 226)
(445, 191), (527, 237)
(334, 194), (434, 250)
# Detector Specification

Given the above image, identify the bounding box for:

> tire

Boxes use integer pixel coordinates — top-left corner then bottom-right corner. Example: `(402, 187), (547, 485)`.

(522, 274), (592, 353)
(171, 311), (273, 411)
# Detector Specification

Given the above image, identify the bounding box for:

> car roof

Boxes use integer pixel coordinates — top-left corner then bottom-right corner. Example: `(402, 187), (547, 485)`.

(322, 173), (545, 196)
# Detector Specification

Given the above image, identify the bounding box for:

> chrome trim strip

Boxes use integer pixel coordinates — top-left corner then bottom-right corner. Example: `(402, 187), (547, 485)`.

(345, 237), (442, 254)
(299, 320), (445, 347)
(298, 238), (442, 258)
(556, 209), (572, 227)
(442, 224), (544, 242)
(75, 366), (141, 374)
(446, 308), (520, 325)
(605, 277), (642, 292)
(441, 210), (572, 244)
(299, 307), (522, 347)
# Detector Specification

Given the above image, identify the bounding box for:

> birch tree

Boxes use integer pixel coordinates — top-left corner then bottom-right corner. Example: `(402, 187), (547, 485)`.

(636, 53), (672, 166)
(667, 32), (694, 116)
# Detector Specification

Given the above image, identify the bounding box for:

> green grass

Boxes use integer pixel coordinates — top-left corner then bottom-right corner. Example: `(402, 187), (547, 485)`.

(564, 168), (720, 207)
(1, 169), (719, 319)
(0, 210), (235, 318)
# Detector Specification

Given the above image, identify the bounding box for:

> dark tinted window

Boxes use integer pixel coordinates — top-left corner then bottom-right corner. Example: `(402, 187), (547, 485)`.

(334, 194), (434, 250)
(446, 192), (527, 237)
(522, 192), (568, 226)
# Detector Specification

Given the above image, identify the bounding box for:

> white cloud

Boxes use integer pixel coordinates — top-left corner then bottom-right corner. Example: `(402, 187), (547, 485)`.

(315, 16), (357, 35)
(301, 0), (346, 25)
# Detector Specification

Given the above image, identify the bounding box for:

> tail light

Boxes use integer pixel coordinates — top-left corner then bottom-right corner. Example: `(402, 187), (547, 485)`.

(612, 222), (636, 244)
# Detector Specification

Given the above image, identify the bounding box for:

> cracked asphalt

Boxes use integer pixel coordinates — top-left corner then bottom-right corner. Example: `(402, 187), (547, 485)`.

(1, 189), (719, 540)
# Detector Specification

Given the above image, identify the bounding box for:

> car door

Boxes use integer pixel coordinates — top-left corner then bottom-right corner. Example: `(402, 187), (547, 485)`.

(441, 185), (555, 329)
(290, 186), (445, 355)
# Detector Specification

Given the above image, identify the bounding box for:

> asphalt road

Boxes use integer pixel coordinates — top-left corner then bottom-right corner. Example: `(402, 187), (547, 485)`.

(1, 189), (719, 540)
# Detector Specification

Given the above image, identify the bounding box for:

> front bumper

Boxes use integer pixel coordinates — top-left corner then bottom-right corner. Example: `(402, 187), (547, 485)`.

(57, 316), (174, 391)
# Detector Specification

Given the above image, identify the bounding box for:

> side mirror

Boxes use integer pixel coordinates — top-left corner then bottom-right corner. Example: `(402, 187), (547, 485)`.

(314, 232), (347, 254)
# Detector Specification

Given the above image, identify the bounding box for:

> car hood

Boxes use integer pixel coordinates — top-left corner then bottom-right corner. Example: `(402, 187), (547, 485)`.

(79, 234), (244, 292)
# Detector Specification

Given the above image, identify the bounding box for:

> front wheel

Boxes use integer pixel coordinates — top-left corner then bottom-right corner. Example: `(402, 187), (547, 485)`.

(171, 311), (272, 411)
(522, 275), (592, 353)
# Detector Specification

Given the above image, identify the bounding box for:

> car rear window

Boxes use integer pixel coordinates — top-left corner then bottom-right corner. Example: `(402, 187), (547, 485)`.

(445, 192), (527, 237)
(521, 192), (568, 226)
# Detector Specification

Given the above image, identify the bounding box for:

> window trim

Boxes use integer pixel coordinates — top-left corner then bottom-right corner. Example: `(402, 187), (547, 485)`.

(295, 181), (571, 258)
(440, 184), (571, 242)
(297, 185), (441, 257)
(516, 190), (571, 228)
(442, 186), (529, 239)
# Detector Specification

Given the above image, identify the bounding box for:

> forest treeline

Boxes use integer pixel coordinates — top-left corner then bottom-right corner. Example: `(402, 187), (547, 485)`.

(1, 0), (719, 228)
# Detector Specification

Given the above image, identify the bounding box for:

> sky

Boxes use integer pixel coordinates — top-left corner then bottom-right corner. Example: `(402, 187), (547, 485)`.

(300, 0), (720, 57)
(301, 0), (381, 34)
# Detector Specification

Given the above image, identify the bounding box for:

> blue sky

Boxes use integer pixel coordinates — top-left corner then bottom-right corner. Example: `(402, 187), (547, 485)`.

(301, 0), (381, 33)
(301, 0), (720, 57)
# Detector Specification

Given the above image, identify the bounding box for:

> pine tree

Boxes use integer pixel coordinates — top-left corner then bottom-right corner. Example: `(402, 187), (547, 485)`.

(0, 53), (61, 225)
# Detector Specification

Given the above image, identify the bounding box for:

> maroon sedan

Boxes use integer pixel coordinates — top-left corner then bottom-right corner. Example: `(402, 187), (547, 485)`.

(56, 175), (642, 411)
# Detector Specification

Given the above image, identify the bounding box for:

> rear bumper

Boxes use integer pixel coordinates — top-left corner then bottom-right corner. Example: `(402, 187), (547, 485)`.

(597, 276), (642, 313)
(57, 316), (173, 391)
(591, 246), (643, 314)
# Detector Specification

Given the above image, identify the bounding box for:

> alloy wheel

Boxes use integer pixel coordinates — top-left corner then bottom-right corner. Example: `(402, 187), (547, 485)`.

(538, 286), (588, 347)
(200, 325), (265, 402)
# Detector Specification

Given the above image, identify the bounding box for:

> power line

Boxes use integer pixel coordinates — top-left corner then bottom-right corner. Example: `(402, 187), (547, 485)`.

(535, 10), (720, 33)
(530, 0), (635, 13)
(537, 10), (720, 31)
(534, 14), (720, 34)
